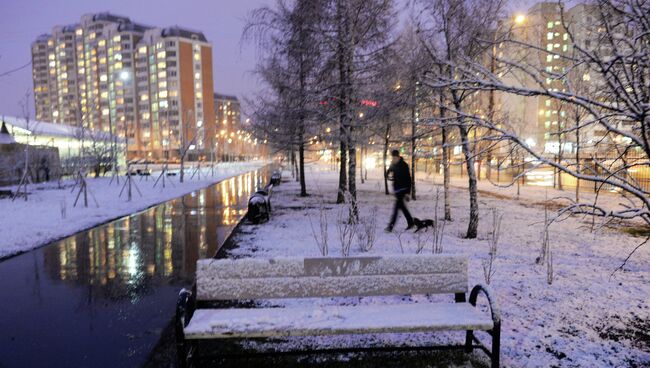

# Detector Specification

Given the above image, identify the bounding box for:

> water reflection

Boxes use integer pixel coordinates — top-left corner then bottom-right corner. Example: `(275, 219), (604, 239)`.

(0, 167), (269, 368)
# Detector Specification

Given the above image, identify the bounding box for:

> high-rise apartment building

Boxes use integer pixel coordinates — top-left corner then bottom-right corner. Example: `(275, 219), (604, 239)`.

(213, 93), (241, 159)
(498, 2), (604, 156)
(31, 13), (216, 160)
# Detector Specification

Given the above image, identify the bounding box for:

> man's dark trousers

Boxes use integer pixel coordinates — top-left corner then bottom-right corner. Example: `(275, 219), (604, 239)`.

(389, 190), (413, 228)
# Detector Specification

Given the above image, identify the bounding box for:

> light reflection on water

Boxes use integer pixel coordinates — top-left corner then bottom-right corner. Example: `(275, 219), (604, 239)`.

(0, 167), (269, 368)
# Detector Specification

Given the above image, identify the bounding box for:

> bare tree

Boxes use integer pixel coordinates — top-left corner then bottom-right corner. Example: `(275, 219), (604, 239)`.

(416, 0), (507, 238)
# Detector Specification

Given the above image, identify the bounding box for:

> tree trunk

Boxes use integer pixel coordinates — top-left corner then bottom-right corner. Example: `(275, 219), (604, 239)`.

(299, 142), (307, 196)
(459, 124), (479, 239)
(411, 102), (417, 201)
(294, 152), (299, 182)
(348, 127), (358, 220)
(290, 149), (296, 178)
(575, 119), (580, 202)
(383, 124), (390, 195)
(180, 154), (185, 183)
(441, 117), (451, 221)
(337, 134), (347, 203)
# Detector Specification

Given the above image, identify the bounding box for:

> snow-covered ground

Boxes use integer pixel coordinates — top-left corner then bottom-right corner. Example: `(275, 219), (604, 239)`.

(228, 164), (650, 367)
(0, 161), (268, 259)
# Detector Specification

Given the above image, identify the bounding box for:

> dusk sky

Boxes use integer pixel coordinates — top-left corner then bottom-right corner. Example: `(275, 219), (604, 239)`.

(0, 0), (275, 118)
(0, 0), (532, 119)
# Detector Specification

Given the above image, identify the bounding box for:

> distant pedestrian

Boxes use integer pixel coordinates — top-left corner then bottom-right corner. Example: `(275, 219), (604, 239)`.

(385, 150), (414, 232)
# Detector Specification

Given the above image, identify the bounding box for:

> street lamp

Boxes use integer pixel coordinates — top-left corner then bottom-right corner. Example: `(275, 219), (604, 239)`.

(514, 14), (526, 25)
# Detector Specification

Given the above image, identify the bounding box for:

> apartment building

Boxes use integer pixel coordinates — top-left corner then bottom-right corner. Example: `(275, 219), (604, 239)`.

(213, 93), (241, 159)
(497, 2), (605, 156)
(31, 13), (216, 160)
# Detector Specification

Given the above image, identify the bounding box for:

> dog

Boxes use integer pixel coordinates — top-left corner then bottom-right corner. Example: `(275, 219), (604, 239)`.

(413, 217), (435, 232)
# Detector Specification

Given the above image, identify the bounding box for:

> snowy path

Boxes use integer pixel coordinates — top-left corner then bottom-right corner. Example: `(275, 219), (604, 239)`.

(228, 164), (650, 367)
(0, 161), (268, 259)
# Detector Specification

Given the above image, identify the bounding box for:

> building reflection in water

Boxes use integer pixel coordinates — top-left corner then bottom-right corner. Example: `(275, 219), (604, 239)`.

(42, 169), (267, 301)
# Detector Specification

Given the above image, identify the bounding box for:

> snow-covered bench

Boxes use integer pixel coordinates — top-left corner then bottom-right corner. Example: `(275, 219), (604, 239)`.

(175, 255), (500, 367)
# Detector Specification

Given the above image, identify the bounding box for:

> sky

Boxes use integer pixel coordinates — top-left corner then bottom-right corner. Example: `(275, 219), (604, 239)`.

(0, 0), (536, 119)
(0, 0), (274, 118)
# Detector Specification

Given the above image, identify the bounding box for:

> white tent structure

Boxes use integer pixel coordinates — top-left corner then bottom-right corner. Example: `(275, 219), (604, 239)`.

(1, 115), (125, 165)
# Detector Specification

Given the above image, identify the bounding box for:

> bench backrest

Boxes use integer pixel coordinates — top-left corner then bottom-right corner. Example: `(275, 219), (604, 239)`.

(196, 255), (468, 301)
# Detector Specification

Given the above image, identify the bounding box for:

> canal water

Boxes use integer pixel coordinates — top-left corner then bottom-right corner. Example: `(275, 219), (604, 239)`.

(0, 166), (271, 368)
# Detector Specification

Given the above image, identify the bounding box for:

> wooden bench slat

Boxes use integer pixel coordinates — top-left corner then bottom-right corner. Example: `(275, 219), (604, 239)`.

(197, 255), (467, 279)
(184, 302), (494, 339)
(197, 272), (467, 300)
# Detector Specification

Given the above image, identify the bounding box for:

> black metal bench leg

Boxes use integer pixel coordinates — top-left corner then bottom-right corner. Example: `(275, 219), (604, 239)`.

(491, 323), (501, 368)
(465, 330), (474, 353)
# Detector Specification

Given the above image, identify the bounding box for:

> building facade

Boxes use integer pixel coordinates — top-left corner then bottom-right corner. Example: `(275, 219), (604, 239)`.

(31, 13), (216, 161)
(213, 93), (241, 160)
(497, 2), (607, 156)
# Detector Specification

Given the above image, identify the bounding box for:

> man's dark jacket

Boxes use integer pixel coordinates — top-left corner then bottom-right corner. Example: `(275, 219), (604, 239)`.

(387, 157), (411, 194)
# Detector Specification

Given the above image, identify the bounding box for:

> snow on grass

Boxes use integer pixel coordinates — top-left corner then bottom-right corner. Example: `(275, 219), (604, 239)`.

(227, 164), (650, 367)
(0, 161), (268, 259)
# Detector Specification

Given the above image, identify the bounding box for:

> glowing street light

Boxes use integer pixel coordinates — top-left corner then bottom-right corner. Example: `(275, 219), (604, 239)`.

(514, 14), (526, 24)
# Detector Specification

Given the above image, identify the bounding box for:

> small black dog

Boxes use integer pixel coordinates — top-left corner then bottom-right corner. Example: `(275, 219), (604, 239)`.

(413, 217), (435, 232)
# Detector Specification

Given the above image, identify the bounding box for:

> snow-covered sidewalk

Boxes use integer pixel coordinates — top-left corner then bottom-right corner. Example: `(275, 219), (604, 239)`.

(0, 161), (268, 259)
(228, 164), (650, 367)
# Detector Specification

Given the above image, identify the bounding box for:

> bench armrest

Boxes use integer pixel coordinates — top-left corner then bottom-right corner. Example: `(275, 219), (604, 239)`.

(469, 284), (500, 324)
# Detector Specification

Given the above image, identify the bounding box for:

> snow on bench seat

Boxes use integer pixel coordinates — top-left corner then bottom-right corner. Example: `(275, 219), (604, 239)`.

(184, 302), (494, 339)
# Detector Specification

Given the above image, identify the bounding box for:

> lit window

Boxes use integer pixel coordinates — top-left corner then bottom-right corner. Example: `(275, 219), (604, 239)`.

(582, 73), (591, 81)
(100, 74), (107, 82)
(194, 72), (200, 79)
(547, 22), (553, 28)
(98, 39), (105, 47)
(546, 44), (553, 51)
(546, 55), (553, 62)
(547, 32), (553, 40)
(159, 91), (168, 98)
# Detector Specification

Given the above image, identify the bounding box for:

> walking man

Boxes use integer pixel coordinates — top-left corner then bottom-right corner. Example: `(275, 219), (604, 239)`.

(385, 150), (414, 232)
